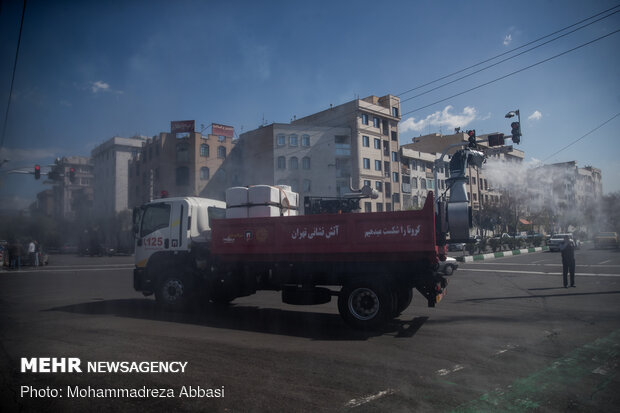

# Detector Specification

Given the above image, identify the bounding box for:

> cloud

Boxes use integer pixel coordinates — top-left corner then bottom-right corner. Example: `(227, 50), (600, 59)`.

(399, 106), (478, 133)
(503, 34), (512, 46)
(88, 80), (123, 94)
(528, 110), (542, 121)
(90, 80), (110, 93)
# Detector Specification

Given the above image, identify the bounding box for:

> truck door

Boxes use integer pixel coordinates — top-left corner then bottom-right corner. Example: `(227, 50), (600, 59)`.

(168, 201), (188, 252)
(135, 202), (172, 267)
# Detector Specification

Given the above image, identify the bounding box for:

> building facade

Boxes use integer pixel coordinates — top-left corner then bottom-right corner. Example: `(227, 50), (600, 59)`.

(128, 123), (235, 208)
(48, 156), (94, 222)
(91, 136), (147, 220)
(291, 95), (402, 212)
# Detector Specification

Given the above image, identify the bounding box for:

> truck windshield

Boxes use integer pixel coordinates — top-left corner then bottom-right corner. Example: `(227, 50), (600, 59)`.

(140, 203), (171, 237)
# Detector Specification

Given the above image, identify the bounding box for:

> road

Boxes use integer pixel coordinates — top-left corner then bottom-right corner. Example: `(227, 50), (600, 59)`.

(1, 248), (619, 412)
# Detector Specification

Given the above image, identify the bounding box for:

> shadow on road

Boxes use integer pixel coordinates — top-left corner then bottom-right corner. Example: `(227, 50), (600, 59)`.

(459, 290), (620, 303)
(46, 299), (428, 341)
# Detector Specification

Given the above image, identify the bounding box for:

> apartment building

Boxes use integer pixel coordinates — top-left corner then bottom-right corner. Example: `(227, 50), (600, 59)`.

(128, 122), (235, 208)
(399, 148), (448, 210)
(200, 123), (351, 202)
(46, 156), (94, 221)
(91, 136), (147, 220)
(291, 95), (402, 212)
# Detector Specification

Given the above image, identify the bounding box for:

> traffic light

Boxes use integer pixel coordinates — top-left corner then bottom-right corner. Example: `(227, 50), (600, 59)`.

(487, 133), (505, 147)
(511, 122), (521, 144)
(69, 167), (76, 183)
(467, 129), (476, 148)
(34, 164), (41, 180)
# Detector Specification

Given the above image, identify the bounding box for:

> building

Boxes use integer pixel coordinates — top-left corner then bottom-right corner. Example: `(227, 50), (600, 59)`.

(91, 136), (147, 220)
(48, 156), (94, 222)
(200, 123), (351, 202)
(399, 148), (447, 210)
(290, 95), (402, 211)
(128, 122), (235, 208)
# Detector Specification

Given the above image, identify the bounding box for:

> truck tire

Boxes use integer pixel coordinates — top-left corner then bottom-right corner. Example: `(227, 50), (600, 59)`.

(155, 274), (193, 311)
(393, 288), (413, 317)
(338, 278), (394, 330)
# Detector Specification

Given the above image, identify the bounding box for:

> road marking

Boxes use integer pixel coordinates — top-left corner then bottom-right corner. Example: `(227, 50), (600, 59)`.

(436, 364), (465, 376)
(345, 388), (396, 408)
(0, 267), (134, 274)
(599, 259), (611, 265)
(459, 268), (620, 277)
(465, 262), (620, 268)
(494, 344), (518, 355)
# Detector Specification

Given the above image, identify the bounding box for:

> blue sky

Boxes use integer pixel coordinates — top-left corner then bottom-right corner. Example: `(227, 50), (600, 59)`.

(1, 0), (619, 209)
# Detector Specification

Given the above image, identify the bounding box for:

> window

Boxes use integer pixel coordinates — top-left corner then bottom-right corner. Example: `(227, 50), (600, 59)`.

(277, 134), (286, 146)
(391, 131), (398, 141)
(375, 181), (383, 192)
(335, 135), (350, 156)
(140, 203), (171, 237)
(176, 143), (189, 162)
(218, 135), (226, 142)
(200, 167), (210, 180)
(473, 193), (478, 201)
(421, 179), (427, 189)
(363, 158), (371, 169)
(176, 166), (189, 186)
(411, 160), (417, 170)
(289, 134), (298, 147)
(374, 138), (381, 149)
(200, 144), (209, 157)
(376, 203), (383, 212)
(303, 179), (311, 192)
(277, 156), (286, 169)
(392, 193), (400, 204)
(289, 157), (299, 170)
(384, 161), (390, 177)
(302, 134), (310, 147)
(373, 117), (380, 128)
(392, 151), (398, 162)
(302, 156), (311, 169)
(386, 203), (392, 212)
(361, 114), (369, 125)
(362, 135), (370, 147)
(411, 178), (418, 189)
(364, 180), (371, 188)
(385, 182), (392, 197)
(392, 172), (399, 182)
(472, 177), (477, 185)
(383, 141), (389, 157)
(364, 202), (372, 213)
(374, 160), (382, 171)
(392, 107), (399, 117)
(427, 179), (435, 189)
(217, 146), (226, 159)
(382, 119), (389, 135)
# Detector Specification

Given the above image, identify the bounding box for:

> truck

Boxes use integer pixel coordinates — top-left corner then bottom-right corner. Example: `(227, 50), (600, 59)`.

(132, 147), (484, 330)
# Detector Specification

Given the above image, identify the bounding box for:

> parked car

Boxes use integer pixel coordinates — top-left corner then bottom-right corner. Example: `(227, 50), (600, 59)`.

(593, 232), (618, 249)
(438, 256), (458, 275)
(447, 242), (465, 252)
(548, 233), (580, 252)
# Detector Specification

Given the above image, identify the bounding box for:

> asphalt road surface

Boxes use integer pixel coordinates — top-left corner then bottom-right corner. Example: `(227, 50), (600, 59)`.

(1, 248), (619, 412)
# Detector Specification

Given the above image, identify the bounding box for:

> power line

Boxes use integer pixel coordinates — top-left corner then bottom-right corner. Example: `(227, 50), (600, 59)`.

(1, 0), (27, 151)
(402, 28), (620, 116)
(542, 112), (620, 162)
(399, 9), (620, 105)
(396, 4), (620, 97)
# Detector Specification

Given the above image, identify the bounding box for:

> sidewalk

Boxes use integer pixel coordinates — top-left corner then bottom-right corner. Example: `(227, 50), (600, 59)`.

(457, 246), (550, 262)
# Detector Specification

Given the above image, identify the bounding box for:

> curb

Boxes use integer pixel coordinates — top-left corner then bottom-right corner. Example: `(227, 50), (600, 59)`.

(458, 246), (549, 262)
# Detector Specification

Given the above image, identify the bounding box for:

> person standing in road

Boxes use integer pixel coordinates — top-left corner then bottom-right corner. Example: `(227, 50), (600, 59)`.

(560, 235), (576, 288)
(28, 240), (36, 266)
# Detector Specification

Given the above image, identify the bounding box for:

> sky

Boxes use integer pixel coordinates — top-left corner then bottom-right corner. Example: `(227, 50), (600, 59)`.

(1, 0), (619, 210)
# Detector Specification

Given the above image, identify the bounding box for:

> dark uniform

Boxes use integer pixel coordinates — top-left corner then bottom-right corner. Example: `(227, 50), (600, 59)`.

(560, 236), (575, 288)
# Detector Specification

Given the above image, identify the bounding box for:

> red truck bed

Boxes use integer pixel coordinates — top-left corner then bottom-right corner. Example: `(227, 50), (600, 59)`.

(211, 193), (440, 264)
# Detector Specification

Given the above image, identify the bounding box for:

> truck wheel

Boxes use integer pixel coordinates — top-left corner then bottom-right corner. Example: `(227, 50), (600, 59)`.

(338, 279), (394, 330)
(393, 288), (413, 317)
(155, 274), (192, 311)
